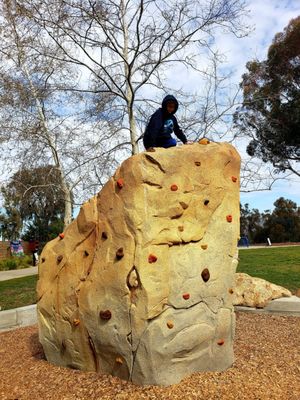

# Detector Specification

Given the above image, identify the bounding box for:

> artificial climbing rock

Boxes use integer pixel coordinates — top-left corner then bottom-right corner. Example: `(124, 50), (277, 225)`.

(37, 141), (241, 386)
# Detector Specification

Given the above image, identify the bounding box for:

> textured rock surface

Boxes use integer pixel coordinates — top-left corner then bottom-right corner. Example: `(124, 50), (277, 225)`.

(233, 273), (292, 308)
(37, 142), (241, 386)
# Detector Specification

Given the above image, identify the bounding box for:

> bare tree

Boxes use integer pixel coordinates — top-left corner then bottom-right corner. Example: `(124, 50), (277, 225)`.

(19, 0), (249, 155)
(0, 0), (123, 227)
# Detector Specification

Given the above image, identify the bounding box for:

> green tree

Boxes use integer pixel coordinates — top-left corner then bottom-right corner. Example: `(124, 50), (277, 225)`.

(0, 166), (65, 243)
(234, 17), (300, 177)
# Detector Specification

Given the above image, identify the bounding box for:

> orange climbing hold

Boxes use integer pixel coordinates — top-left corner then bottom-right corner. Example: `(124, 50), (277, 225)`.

(194, 161), (201, 166)
(201, 244), (208, 250)
(116, 178), (124, 188)
(167, 321), (174, 329)
(231, 176), (237, 182)
(59, 233), (64, 239)
(226, 215), (233, 223)
(148, 254), (157, 263)
(198, 138), (210, 145)
(73, 319), (80, 326)
(217, 339), (225, 346)
(116, 357), (123, 365)
(178, 225), (184, 232)
(170, 184), (178, 191)
(182, 293), (190, 300)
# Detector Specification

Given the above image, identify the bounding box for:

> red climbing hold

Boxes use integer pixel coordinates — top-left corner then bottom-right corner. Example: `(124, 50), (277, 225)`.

(231, 176), (237, 182)
(117, 178), (124, 188)
(148, 254), (157, 263)
(59, 233), (64, 239)
(170, 184), (178, 191)
(100, 310), (112, 320)
(217, 339), (225, 346)
(226, 215), (233, 223)
(182, 293), (190, 300)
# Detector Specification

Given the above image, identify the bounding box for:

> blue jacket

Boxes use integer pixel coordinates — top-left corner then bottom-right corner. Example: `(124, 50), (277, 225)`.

(143, 95), (187, 149)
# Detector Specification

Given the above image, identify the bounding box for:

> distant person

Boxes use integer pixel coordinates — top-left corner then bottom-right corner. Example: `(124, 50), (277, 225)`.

(143, 95), (192, 150)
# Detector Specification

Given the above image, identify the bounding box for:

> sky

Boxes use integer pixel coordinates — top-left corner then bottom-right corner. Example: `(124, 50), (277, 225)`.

(200, 0), (300, 212)
(227, 0), (300, 211)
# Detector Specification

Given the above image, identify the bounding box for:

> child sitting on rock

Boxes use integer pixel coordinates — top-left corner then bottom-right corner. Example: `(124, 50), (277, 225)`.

(143, 95), (191, 150)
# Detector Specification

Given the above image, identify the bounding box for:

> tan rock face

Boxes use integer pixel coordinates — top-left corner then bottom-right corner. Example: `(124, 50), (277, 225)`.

(232, 273), (292, 308)
(37, 142), (241, 386)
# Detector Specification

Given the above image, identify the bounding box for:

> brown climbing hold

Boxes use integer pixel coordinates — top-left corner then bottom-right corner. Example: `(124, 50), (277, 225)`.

(116, 178), (124, 188)
(217, 339), (225, 346)
(41, 257), (45, 263)
(101, 231), (108, 240)
(194, 161), (201, 166)
(229, 288), (234, 294)
(116, 248), (124, 259)
(73, 319), (80, 326)
(201, 268), (210, 282)
(100, 310), (112, 320)
(198, 138), (210, 145)
(179, 201), (188, 209)
(170, 184), (178, 191)
(59, 233), (64, 239)
(178, 225), (184, 232)
(182, 293), (190, 300)
(148, 254), (157, 263)
(167, 321), (174, 329)
(226, 215), (233, 223)
(204, 199), (210, 206)
(231, 176), (237, 182)
(57, 255), (63, 264)
(201, 244), (208, 250)
(116, 357), (123, 365)
(84, 250), (89, 257)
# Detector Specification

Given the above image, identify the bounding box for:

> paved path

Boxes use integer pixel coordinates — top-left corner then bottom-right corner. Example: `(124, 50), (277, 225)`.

(239, 244), (300, 250)
(0, 267), (38, 282)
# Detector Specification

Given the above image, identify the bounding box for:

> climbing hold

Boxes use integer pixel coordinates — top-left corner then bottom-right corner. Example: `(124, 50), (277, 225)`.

(41, 257), (45, 263)
(57, 255), (63, 264)
(167, 321), (174, 329)
(101, 231), (108, 240)
(116, 248), (124, 259)
(178, 225), (184, 232)
(204, 199), (210, 206)
(201, 244), (208, 250)
(179, 201), (188, 209)
(198, 138), (210, 145)
(116, 357), (123, 365)
(148, 254), (157, 263)
(59, 233), (64, 239)
(127, 268), (139, 288)
(201, 268), (210, 282)
(116, 178), (124, 188)
(182, 293), (190, 300)
(170, 184), (178, 191)
(194, 161), (201, 166)
(217, 339), (225, 346)
(100, 310), (112, 320)
(231, 176), (237, 182)
(229, 288), (234, 294)
(226, 215), (233, 223)
(84, 250), (89, 257)
(73, 319), (80, 326)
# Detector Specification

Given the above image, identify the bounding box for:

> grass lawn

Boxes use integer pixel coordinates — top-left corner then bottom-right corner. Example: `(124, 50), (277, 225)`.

(0, 246), (299, 311)
(0, 275), (38, 311)
(238, 246), (300, 293)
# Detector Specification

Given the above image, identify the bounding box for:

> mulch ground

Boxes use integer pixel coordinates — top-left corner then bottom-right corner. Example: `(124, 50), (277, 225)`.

(0, 312), (299, 400)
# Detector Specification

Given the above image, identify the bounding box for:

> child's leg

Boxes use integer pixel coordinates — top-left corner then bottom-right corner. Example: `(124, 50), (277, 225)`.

(162, 137), (177, 148)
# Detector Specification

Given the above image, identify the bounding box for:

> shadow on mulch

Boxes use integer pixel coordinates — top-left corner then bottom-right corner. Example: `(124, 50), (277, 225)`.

(28, 331), (46, 360)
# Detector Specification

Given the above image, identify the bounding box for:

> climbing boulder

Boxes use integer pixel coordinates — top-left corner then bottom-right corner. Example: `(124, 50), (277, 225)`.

(232, 273), (292, 308)
(37, 141), (241, 386)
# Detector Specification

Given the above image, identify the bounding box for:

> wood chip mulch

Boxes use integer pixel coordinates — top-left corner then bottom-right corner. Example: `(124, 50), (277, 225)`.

(0, 312), (299, 400)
